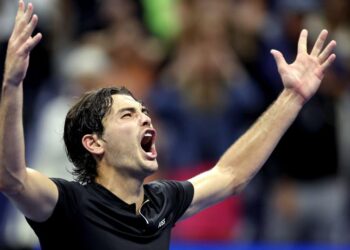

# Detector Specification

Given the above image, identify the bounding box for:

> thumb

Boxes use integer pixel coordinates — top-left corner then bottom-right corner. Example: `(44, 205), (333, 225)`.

(271, 49), (287, 71)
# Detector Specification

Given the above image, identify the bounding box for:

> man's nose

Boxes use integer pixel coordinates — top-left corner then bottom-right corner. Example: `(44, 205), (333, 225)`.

(140, 112), (151, 127)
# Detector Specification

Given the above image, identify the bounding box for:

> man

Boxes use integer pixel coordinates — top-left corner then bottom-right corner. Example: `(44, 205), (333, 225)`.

(0, 1), (336, 250)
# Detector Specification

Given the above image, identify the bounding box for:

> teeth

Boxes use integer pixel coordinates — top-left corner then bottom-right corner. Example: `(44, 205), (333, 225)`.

(142, 132), (153, 147)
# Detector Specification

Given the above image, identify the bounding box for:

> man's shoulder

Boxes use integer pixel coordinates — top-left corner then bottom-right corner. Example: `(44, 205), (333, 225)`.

(50, 177), (81, 186)
(145, 179), (194, 196)
(50, 177), (86, 194)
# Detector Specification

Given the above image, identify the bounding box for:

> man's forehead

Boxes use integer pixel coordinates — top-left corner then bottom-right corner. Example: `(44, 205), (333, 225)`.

(112, 94), (143, 110)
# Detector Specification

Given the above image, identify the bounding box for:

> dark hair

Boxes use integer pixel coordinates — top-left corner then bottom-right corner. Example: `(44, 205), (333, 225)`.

(63, 86), (136, 184)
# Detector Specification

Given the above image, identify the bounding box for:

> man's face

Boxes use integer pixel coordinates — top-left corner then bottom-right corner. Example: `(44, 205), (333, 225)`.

(100, 94), (158, 177)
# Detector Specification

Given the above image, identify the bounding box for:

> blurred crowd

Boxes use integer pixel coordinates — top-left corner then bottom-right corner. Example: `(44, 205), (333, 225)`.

(1, 0), (350, 249)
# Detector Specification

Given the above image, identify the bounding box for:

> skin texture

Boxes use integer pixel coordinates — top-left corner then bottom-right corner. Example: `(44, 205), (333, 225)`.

(0, 1), (336, 225)
(82, 94), (158, 209)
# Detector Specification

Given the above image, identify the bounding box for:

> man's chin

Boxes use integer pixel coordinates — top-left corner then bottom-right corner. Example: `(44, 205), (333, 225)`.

(142, 160), (159, 175)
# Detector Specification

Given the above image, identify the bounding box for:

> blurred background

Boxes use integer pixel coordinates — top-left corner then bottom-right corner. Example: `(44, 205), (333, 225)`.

(1, 0), (350, 249)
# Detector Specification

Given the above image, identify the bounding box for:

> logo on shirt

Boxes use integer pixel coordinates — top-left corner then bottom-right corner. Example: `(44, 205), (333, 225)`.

(158, 218), (166, 228)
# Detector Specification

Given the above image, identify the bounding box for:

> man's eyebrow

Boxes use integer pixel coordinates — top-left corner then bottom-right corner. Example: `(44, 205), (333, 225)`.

(117, 107), (137, 114)
(116, 106), (149, 114)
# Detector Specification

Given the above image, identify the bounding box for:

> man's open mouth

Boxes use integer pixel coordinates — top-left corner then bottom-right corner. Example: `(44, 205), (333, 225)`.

(140, 129), (157, 158)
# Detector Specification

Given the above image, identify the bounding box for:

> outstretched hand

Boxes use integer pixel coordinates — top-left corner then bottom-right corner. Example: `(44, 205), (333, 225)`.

(271, 29), (336, 103)
(4, 1), (42, 86)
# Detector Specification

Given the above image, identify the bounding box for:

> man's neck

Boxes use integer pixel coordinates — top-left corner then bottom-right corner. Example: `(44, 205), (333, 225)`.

(95, 170), (146, 213)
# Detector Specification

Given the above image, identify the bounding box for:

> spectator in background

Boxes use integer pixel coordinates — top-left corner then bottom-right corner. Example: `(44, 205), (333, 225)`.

(100, 18), (163, 100)
(246, 0), (349, 242)
(306, 0), (350, 241)
(147, 0), (264, 169)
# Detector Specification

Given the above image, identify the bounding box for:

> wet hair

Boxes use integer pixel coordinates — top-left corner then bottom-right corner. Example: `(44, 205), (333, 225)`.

(63, 86), (136, 184)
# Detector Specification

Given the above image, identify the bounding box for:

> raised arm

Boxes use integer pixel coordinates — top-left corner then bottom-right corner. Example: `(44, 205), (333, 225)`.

(184, 29), (336, 218)
(0, 1), (58, 222)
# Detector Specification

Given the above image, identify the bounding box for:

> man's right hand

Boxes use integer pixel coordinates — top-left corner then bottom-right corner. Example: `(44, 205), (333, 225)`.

(4, 0), (42, 86)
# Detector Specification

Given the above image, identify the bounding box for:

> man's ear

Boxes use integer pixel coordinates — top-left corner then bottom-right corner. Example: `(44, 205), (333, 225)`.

(82, 134), (105, 156)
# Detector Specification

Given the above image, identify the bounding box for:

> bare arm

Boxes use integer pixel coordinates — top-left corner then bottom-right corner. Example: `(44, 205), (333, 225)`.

(0, 1), (58, 222)
(184, 29), (336, 218)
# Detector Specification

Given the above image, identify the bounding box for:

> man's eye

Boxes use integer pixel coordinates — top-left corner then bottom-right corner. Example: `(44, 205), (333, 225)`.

(142, 109), (150, 116)
(122, 113), (132, 118)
